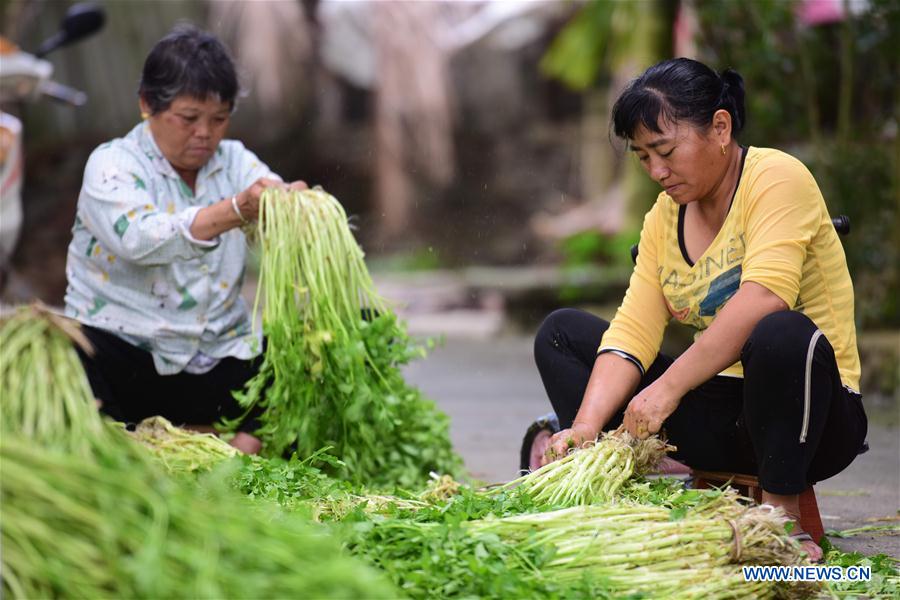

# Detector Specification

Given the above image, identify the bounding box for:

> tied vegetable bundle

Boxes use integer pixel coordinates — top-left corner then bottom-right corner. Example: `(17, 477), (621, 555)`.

(0, 438), (398, 600)
(466, 496), (816, 599)
(231, 188), (461, 487)
(0, 305), (121, 456)
(499, 431), (672, 507)
(128, 416), (239, 474)
(467, 495), (804, 573)
(344, 490), (816, 600)
(0, 309), (398, 599)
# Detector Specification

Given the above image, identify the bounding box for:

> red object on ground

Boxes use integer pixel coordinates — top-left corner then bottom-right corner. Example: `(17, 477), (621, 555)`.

(692, 470), (825, 543)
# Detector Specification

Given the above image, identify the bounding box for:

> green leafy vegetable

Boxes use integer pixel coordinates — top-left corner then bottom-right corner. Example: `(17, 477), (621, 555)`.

(228, 188), (462, 487)
(498, 432), (672, 507)
(821, 538), (900, 598)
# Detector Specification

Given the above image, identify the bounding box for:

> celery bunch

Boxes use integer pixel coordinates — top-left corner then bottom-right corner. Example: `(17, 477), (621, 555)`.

(232, 188), (461, 487)
(0, 438), (398, 599)
(0, 306), (123, 457)
(466, 494), (814, 598)
(501, 431), (672, 507)
(128, 416), (238, 474)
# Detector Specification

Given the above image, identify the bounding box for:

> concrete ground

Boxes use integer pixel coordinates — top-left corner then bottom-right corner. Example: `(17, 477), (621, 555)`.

(403, 334), (900, 559)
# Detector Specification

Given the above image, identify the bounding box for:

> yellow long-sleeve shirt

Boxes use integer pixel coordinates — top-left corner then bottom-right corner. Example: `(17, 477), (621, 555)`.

(600, 146), (861, 392)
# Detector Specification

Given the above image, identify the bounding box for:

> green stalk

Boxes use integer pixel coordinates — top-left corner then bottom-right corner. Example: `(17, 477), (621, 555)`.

(228, 188), (460, 486)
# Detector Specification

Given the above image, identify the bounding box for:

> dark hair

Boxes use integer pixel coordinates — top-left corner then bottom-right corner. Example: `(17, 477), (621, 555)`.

(611, 58), (746, 140)
(138, 24), (238, 114)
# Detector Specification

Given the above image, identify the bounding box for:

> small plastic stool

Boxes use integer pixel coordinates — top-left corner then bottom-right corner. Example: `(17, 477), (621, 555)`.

(692, 470), (825, 543)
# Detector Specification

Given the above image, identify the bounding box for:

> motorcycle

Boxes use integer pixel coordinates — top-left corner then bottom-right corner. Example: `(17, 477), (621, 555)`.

(0, 3), (105, 287)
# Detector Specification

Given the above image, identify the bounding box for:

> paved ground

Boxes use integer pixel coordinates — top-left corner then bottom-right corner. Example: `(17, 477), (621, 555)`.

(404, 333), (900, 558)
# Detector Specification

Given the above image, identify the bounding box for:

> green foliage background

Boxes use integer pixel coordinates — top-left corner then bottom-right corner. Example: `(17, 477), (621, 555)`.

(694, 0), (899, 328)
(544, 0), (899, 329)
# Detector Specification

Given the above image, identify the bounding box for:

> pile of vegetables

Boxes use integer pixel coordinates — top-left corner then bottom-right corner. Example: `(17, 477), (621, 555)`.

(0, 437), (397, 600)
(337, 483), (816, 599)
(0, 304), (111, 456)
(127, 416), (238, 474)
(3, 175), (896, 599)
(230, 188), (461, 487)
(466, 496), (803, 595)
(0, 309), (398, 599)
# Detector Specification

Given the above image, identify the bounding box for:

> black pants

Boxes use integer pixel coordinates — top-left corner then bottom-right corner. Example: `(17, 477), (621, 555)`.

(76, 325), (263, 433)
(533, 308), (868, 494)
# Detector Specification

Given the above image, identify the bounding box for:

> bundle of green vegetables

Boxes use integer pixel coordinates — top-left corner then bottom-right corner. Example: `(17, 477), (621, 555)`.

(1, 308), (399, 599)
(466, 497), (816, 598)
(230, 188), (461, 487)
(467, 496), (803, 571)
(0, 305), (124, 457)
(335, 490), (815, 598)
(340, 486), (815, 599)
(128, 416), (238, 474)
(0, 438), (398, 599)
(499, 431), (673, 507)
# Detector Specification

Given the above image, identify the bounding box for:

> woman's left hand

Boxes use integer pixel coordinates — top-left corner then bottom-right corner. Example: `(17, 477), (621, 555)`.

(623, 377), (682, 439)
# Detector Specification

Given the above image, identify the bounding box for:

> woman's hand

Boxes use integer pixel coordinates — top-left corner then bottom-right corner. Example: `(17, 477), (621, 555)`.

(191, 178), (309, 240)
(235, 178), (309, 222)
(623, 377), (681, 439)
(234, 177), (285, 222)
(541, 421), (598, 466)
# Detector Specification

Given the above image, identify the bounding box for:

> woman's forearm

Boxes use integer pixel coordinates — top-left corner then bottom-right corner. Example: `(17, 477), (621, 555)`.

(661, 282), (788, 396)
(189, 178), (302, 241)
(190, 197), (245, 241)
(573, 352), (642, 433)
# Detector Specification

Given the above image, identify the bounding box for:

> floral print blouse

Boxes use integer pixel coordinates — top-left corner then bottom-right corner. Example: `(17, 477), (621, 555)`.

(65, 122), (278, 375)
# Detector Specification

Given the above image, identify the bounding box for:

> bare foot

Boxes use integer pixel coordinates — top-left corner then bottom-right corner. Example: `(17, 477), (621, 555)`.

(794, 533), (824, 563)
(761, 490), (824, 563)
(802, 540), (824, 562)
(230, 432), (262, 455)
(653, 457), (692, 475)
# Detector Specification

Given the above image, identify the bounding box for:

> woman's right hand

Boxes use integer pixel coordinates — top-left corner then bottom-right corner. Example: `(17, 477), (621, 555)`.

(235, 177), (285, 223)
(194, 178), (308, 240)
(541, 421), (599, 467)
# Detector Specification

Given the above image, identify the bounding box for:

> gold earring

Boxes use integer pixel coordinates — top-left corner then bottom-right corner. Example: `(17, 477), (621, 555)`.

(141, 111), (150, 120)
(721, 144), (727, 156)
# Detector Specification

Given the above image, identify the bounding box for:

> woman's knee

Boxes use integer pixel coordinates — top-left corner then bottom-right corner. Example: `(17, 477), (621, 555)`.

(534, 308), (608, 358)
(536, 308), (585, 342)
(741, 310), (819, 370)
(535, 308), (575, 367)
(534, 309), (610, 375)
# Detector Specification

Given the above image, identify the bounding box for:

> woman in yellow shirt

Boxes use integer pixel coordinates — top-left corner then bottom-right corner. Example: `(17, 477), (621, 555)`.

(533, 58), (867, 562)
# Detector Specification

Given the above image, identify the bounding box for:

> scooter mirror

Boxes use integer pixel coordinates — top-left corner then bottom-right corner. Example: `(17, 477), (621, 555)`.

(35, 3), (105, 58)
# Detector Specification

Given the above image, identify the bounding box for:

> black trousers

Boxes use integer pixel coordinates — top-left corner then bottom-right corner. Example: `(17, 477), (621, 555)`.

(533, 308), (868, 494)
(76, 325), (263, 433)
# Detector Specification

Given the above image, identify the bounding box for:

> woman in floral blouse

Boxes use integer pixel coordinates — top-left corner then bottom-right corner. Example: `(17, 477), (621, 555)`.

(65, 25), (306, 453)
